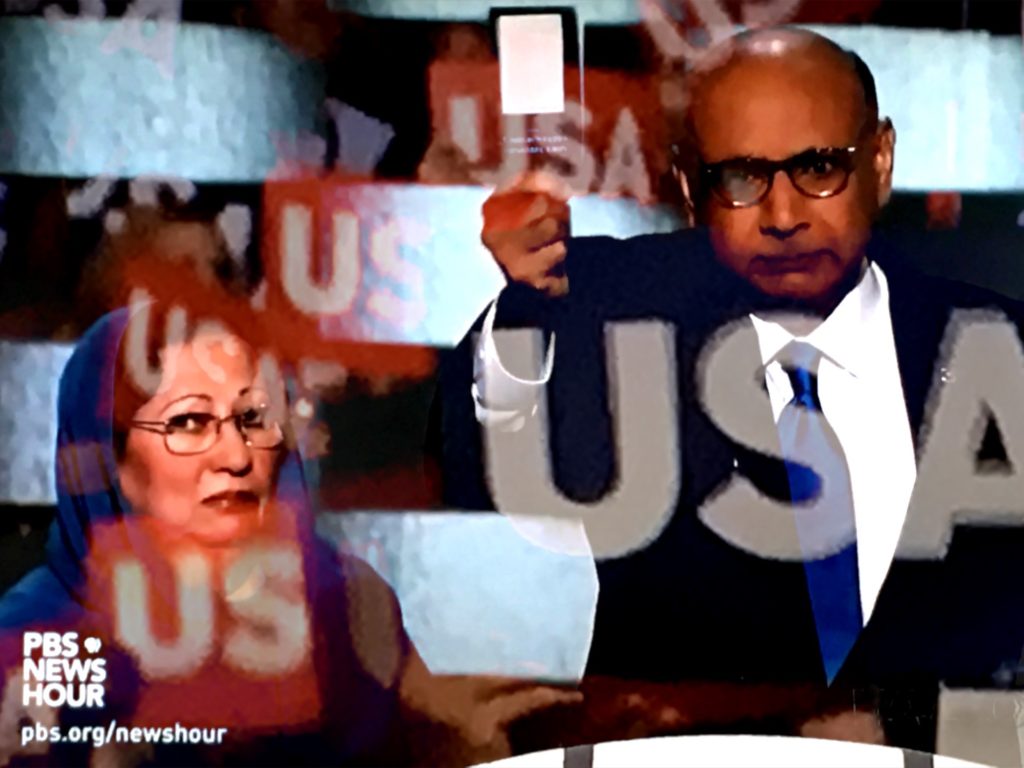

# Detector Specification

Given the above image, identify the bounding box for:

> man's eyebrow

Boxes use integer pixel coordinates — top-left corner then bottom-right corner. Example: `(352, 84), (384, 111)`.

(710, 146), (850, 164)
(157, 393), (214, 417)
(704, 153), (772, 165)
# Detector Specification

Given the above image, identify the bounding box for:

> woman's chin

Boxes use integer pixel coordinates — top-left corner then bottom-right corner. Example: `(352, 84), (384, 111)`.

(186, 513), (261, 549)
(142, 504), (265, 551)
(194, 524), (258, 548)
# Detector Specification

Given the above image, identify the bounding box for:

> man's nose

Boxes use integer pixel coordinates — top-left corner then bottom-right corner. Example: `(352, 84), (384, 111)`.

(212, 419), (253, 475)
(759, 170), (810, 240)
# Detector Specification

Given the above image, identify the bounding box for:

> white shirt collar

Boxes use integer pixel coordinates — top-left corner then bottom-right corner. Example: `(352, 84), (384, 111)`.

(749, 261), (890, 379)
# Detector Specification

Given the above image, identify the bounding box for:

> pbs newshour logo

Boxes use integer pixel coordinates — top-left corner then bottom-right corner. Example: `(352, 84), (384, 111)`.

(22, 632), (106, 708)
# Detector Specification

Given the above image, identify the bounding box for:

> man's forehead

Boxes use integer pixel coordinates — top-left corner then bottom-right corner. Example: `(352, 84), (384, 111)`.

(690, 44), (867, 159)
(694, 27), (857, 75)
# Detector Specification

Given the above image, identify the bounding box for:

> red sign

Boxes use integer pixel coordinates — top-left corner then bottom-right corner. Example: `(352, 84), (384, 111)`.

(120, 196), (437, 382)
(428, 61), (670, 202)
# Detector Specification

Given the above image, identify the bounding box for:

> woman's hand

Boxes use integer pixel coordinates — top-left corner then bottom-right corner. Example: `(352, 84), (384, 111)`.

(400, 650), (581, 765)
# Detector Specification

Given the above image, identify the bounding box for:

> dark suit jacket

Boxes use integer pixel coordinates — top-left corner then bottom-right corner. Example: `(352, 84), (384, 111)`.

(435, 227), (1024, 752)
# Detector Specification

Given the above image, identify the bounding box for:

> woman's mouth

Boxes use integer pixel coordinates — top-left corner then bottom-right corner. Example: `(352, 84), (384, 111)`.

(201, 490), (261, 512)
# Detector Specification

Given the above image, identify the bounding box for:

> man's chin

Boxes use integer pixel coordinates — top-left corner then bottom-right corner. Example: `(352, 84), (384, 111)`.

(748, 268), (855, 309)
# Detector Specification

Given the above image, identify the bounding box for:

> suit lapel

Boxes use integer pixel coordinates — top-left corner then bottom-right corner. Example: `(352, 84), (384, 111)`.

(841, 249), (952, 681)
(873, 250), (950, 452)
(681, 287), (789, 511)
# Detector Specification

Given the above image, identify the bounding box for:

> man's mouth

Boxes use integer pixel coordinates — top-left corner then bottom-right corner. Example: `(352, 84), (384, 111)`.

(750, 249), (835, 275)
(201, 490), (261, 511)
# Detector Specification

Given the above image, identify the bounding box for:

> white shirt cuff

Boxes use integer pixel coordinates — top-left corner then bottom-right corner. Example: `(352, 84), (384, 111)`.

(471, 297), (556, 429)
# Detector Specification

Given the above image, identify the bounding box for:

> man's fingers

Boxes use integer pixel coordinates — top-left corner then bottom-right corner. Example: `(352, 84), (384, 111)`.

(522, 194), (549, 224)
(525, 196), (570, 228)
(522, 215), (568, 251)
(531, 240), (567, 272)
(503, 241), (567, 286)
(495, 170), (572, 201)
(520, 170), (573, 201)
(486, 223), (566, 271)
(535, 275), (569, 298)
(483, 190), (548, 234)
(479, 179), (570, 298)
(484, 191), (567, 236)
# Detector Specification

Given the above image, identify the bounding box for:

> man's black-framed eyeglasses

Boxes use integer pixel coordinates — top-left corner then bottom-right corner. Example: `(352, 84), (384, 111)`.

(698, 145), (861, 209)
(130, 397), (285, 456)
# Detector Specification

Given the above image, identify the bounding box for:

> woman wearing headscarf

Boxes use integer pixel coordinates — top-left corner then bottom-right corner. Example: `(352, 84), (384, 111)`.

(0, 296), (431, 766)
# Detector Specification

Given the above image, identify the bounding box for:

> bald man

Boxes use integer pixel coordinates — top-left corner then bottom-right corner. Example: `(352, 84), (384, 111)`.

(436, 28), (1024, 754)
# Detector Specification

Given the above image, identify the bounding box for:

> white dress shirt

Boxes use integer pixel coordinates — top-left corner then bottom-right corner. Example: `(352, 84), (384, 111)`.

(749, 262), (917, 622)
(474, 261), (918, 624)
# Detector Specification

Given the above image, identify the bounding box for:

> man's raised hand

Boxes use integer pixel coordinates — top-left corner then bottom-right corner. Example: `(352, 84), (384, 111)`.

(481, 171), (572, 298)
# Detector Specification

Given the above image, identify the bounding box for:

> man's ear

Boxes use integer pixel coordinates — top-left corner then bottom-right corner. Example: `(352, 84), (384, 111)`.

(874, 118), (896, 208)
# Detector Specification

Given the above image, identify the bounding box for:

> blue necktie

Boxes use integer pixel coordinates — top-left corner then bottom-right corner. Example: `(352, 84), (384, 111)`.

(776, 341), (862, 685)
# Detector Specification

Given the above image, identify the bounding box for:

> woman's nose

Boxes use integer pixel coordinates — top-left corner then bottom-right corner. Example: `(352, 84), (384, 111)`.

(212, 419), (253, 475)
